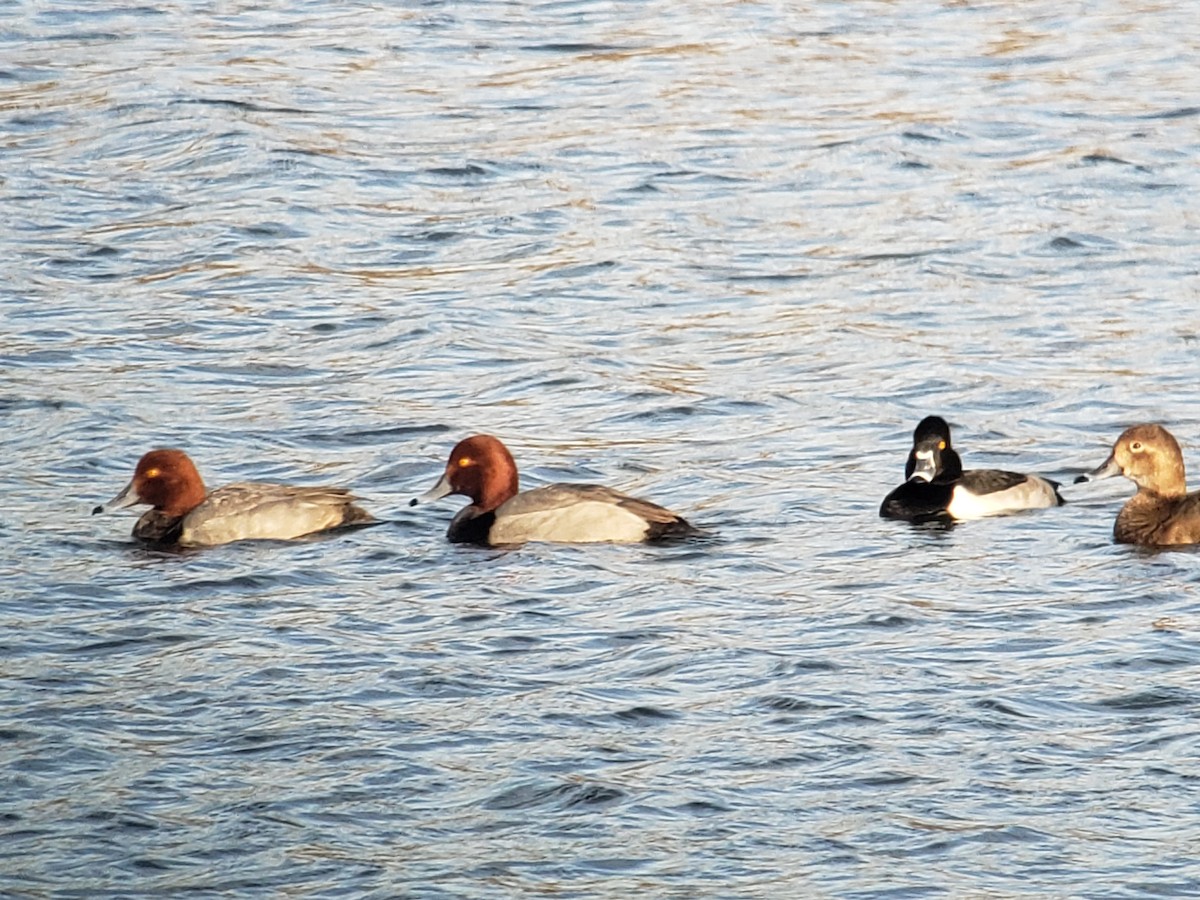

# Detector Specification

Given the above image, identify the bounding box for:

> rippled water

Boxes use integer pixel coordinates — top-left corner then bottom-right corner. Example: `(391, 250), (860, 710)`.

(4, 0), (1200, 895)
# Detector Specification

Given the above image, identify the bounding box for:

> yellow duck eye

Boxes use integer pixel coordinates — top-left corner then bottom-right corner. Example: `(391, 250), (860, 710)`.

(938, 440), (946, 450)
(457, 456), (473, 468)
(144, 467), (161, 478)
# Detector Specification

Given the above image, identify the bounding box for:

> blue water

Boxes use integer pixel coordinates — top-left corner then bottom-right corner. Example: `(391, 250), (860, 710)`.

(3, 1), (1200, 896)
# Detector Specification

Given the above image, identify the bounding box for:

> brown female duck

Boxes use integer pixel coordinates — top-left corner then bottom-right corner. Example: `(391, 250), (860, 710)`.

(1078, 424), (1200, 546)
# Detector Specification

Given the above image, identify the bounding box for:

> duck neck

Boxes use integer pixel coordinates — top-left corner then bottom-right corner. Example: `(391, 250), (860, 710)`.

(162, 478), (207, 517)
(934, 448), (964, 483)
(1145, 459), (1187, 499)
(478, 471), (518, 512)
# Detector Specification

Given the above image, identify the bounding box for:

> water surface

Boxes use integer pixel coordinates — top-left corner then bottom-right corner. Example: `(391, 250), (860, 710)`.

(3, 1), (1200, 896)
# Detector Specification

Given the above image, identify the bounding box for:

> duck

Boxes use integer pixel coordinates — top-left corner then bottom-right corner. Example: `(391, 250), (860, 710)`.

(1075, 423), (1200, 546)
(93, 448), (374, 547)
(409, 434), (696, 545)
(880, 415), (1064, 522)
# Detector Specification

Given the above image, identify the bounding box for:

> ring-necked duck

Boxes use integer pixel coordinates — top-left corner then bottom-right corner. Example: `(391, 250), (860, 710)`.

(94, 448), (374, 547)
(1075, 423), (1200, 546)
(880, 416), (1064, 522)
(410, 434), (695, 545)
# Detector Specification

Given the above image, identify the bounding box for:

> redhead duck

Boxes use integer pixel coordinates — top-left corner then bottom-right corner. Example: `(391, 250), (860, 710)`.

(1076, 423), (1200, 546)
(94, 448), (374, 547)
(881, 416), (1063, 521)
(409, 434), (695, 545)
